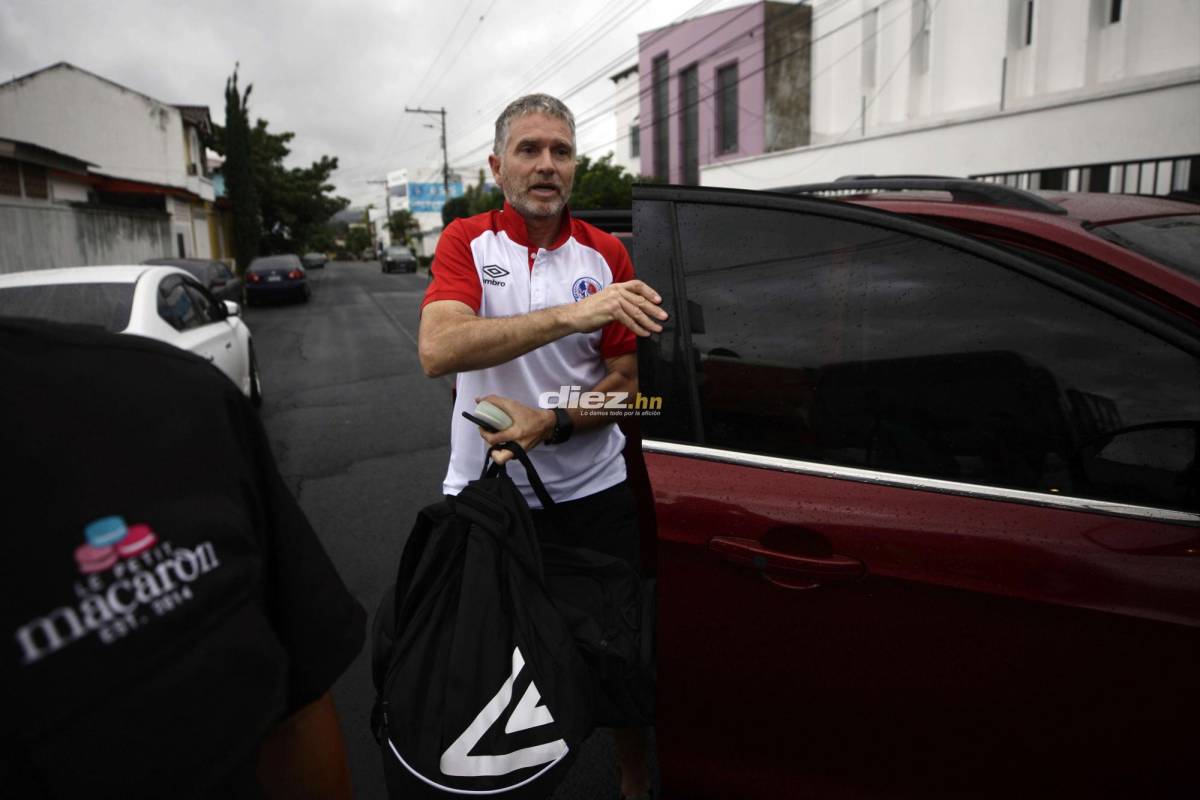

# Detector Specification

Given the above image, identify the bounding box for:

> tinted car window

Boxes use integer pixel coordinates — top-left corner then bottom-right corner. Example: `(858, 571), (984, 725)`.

(158, 275), (203, 331)
(1093, 214), (1200, 281)
(0, 283), (135, 332)
(144, 259), (207, 282)
(183, 282), (220, 324)
(249, 255), (301, 273)
(661, 202), (1200, 511)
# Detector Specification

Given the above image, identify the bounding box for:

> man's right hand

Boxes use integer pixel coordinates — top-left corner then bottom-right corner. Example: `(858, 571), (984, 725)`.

(567, 280), (668, 337)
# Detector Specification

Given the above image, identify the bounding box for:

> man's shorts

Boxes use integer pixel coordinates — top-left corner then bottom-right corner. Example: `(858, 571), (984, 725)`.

(529, 480), (641, 573)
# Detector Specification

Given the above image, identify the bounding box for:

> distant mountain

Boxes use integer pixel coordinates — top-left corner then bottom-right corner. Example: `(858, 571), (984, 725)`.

(330, 207), (366, 225)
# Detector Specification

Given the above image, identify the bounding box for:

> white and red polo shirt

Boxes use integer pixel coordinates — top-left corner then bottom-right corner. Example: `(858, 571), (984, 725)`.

(421, 202), (636, 507)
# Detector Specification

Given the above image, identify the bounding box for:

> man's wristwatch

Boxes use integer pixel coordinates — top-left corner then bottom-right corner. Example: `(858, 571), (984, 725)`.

(545, 407), (573, 445)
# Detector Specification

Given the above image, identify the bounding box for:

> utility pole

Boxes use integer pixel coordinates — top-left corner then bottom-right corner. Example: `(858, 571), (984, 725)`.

(405, 106), (450, 197)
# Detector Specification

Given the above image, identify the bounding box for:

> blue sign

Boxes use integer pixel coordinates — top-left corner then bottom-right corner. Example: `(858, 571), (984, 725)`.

(409, 181), (464, 212)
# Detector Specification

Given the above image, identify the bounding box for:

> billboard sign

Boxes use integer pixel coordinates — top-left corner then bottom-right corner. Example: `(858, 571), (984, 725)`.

(409, 181), (465, 213)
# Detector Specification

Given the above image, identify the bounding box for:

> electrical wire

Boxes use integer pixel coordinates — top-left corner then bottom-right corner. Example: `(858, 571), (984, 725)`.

(569, 1), (908, 165)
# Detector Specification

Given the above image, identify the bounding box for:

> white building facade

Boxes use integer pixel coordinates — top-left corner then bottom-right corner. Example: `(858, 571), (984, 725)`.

(703, 0), (1200, 194)
(609, 64), (642, 177)
(0, 63), (218, 258)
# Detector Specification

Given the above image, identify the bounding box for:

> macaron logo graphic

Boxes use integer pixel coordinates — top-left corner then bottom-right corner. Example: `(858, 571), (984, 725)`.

(75, 516), (159, 575)
(571, 276), (600, 303)
(15, 517), (220, 666)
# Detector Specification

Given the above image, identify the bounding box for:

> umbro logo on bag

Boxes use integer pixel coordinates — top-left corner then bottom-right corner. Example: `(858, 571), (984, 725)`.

(439, 646), (567, 779)
(482, 265), (510, 287)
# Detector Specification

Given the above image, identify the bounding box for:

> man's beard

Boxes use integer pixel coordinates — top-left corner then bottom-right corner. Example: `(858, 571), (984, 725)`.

(501, 172), (572, 219)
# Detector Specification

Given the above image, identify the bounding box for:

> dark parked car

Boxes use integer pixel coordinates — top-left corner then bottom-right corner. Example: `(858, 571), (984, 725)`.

(143, 257), (241, 304)
(301, 252), (327, 270)
(620, 182), (1199, 798)
(381, 245), (417, 274)
(244, 254), (310, 304)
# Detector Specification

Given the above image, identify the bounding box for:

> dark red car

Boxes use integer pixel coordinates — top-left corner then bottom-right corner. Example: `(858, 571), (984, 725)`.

(625, 180), (1199, 798)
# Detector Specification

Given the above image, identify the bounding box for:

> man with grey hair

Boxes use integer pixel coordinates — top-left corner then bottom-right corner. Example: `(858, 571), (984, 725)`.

(419, 93), (665, 799)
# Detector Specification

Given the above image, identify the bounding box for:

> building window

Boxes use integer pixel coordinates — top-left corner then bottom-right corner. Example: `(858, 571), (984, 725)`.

(1039, 168), (1066, 191)
(0, 158), (20, 196)
(1024, 1), (1035, 46)
(652, 54), (670, 182)
(716, 63), (739, 155)
(630, 123), (640, 159)
(680, 65), (699, 185)
(1109, 0), (1122, 24)
(1087, 164), (1112, 192)
(22, 165), (48, 199)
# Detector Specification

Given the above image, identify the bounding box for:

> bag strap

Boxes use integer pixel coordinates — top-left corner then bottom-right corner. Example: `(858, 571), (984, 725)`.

(480, 442), (557, 510)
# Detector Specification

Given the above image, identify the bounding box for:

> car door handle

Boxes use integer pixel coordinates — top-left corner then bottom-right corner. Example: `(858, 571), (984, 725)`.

(710, 536), (865, 582)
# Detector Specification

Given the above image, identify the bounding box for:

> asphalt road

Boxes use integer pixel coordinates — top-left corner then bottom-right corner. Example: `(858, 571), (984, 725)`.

(246, 260), (630, 799)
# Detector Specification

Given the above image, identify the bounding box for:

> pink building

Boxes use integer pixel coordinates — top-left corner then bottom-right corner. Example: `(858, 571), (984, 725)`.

(637, 1), (813, 184)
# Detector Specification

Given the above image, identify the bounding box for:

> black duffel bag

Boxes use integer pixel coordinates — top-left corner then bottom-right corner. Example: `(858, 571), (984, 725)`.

(371, 444), (592, 798)
(542, 544), (655, 729)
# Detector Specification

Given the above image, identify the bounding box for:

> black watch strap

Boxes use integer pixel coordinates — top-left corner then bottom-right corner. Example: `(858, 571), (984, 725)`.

(546, 407), (573, 445)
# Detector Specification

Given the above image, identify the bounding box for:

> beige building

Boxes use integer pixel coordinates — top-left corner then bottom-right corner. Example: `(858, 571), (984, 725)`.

(0, 62), (228, 260)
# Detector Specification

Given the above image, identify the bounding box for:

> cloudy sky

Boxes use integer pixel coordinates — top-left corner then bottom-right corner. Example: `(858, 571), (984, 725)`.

(0, 0), (740, 207)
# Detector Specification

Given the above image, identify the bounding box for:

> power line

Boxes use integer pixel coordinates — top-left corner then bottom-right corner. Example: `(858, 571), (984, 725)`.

(417, 0), (503, 104)
(341, 0), (736, 182)
(441, 0), (659, 158)
(449, 0), (828, 164)
(379, 0), (479, 159)
(337, 0), (499, 182)
(574, 2), (910, 164)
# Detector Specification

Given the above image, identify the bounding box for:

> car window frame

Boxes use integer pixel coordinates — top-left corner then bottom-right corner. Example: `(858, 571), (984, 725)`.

(633, 185), (1200, 525)
(181, 278), (223, 325)
(156, 274), (205, 332)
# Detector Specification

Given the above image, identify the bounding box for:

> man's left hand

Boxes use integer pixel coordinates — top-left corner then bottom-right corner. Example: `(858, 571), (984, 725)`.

(475, 395), (556, 465)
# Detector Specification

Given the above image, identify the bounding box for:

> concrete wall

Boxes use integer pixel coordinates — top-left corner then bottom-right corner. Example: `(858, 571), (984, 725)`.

(0, 64), (213, 202)
(638, 3), (768, 182)
(706, 0), (1200, 189)
(811, 0), (1200, 141)
(0, 200), (172, 273)
(764, 1), (813, 151)
(702, 73), (1200, 188)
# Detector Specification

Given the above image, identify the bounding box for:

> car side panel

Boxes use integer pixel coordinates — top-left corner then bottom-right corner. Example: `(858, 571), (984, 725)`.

(650, 450), (1200, 798)
(632, 187), (1200, 799)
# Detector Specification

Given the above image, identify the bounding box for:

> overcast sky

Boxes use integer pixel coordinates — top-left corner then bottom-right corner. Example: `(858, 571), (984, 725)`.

(0, 0), (741, 207)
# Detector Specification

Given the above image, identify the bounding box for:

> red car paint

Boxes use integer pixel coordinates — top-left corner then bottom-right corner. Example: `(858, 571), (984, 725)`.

(625, 186), (1200, 798)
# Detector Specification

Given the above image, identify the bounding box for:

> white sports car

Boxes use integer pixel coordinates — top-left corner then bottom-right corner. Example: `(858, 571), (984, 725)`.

(0, 265), (262, 406)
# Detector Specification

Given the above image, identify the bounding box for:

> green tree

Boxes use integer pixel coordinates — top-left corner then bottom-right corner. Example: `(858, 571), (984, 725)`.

(386, 209), (421, 248)
(213, 70), (348, 257)
(222, 67), (259, 273)
(345, 227), (372, 256)
(570, 153), (635, 210)
(443, 169), (502, 225)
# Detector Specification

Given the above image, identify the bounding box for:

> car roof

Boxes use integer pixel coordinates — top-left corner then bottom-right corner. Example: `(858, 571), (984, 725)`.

(144, 257), (220, 267)
(0, 265), (189, 287)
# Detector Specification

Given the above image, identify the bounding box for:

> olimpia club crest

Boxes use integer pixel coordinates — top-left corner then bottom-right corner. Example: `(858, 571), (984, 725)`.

(571, 276), (600, 302)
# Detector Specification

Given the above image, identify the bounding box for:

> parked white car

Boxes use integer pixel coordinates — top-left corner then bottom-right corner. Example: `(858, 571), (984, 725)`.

(0, 265), (262, 406)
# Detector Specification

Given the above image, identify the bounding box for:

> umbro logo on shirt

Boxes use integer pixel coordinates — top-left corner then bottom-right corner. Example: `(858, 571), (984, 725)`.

(482, 265), (510, 287)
